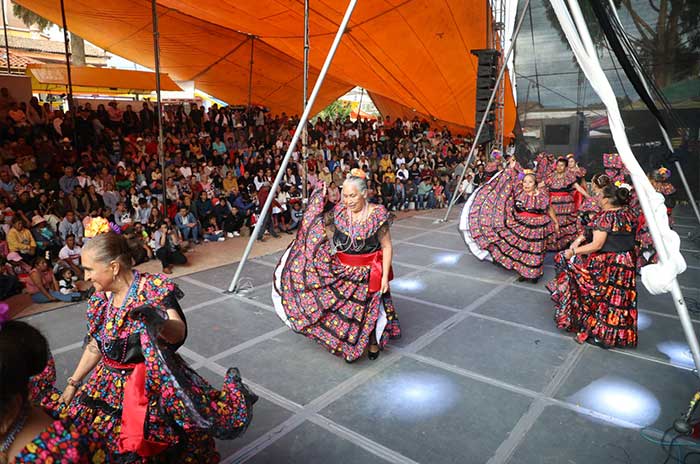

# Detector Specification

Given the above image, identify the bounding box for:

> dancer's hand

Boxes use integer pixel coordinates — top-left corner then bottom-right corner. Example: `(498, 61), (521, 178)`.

(59, 385), (77, 407)
(130, 304), (169, 333)
(380, 277), (390, 294)
(564, 249), (574, 260)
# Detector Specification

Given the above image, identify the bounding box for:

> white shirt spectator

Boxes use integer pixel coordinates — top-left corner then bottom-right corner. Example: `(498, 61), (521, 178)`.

(59, 243), (82, 267)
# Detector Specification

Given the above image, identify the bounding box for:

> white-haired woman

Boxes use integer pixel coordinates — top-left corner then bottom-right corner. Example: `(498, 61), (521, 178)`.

(273, 169), (401, 362)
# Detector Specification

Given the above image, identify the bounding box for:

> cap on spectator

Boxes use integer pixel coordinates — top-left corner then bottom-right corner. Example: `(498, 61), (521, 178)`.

(61, 137), (71, 143)
(136, 137), (144, 142)
(6, 252), (22, 262)
(31, 215), (46, 227)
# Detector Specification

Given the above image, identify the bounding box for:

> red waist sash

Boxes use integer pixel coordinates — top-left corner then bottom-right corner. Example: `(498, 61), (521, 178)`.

(517, 211), (545, 218)
(549, 191), (571, 197)
(105, 357), (168, 457)
(336, 250), (393, 293)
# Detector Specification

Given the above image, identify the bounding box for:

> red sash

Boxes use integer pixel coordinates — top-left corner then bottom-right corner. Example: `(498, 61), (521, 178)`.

(111, 359), (168, 457)
(517, 211), (545, 218)
(549, 191), (571, 197)
(336, 250), (393, 293)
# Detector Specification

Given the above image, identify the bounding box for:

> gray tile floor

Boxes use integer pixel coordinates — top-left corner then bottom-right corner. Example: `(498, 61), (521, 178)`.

(21, 206), (700, 463)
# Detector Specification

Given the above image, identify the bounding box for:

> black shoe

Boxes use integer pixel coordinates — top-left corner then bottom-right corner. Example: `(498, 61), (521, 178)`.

(368, 346), (380, 360)
(517, 275), (527, 282)
(530, 277), (540, 284)
(586, 337), (610, 350)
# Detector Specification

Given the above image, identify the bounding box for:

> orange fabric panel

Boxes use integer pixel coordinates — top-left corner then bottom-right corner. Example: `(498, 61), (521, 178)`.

(26, 64), (182, 92)
(15, 0), (516, 133)
(14, 0), (351, 115)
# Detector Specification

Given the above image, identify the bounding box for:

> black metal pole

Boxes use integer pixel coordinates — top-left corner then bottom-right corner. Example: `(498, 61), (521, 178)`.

(1, 0), (11, 74)
(151, 0), (166, 215)
(59, 0), (75, 111)
(247, 36), (255, 109)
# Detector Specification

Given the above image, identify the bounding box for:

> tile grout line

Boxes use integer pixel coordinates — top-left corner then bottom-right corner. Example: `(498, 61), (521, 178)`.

(487, 344), (588, 464)
(218, 273), (512, 463)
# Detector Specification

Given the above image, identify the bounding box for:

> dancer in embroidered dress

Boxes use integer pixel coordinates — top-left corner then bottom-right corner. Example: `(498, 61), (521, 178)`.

(535, 152), (553, 183)
(576, 173), (609, 241)
(545, 158), (580, 251)
(273, 168), (401, 362)
(567, 154), (587, 211)
(0, 312), (109, 463)
(460, 159), (559, 283)
(57, 230), (256, 463)
(547, 184), (638, 349)
(649, 167), (676, 220)
(603, 152), (629, 184)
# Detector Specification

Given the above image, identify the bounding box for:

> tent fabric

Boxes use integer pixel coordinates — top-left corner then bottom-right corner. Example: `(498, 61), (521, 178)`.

(14, 0), (352, 116)
(15, 0), (516, 133)
(26, 63), (182, 94)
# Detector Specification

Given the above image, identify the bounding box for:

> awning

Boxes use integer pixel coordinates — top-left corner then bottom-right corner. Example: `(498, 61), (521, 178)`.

(15, 0), (517, 133)
(26, 63), (182, 95)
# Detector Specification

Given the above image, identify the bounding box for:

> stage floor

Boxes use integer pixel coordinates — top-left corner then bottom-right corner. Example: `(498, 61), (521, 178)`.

(22, 205), (700, 463)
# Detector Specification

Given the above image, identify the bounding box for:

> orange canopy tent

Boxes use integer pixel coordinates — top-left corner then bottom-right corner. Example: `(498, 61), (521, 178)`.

(26, 63), (182, 95)
(15, 0), (517, 134)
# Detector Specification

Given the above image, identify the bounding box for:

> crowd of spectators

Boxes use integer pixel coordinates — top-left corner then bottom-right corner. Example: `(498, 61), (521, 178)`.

(0, 85), (502, 304)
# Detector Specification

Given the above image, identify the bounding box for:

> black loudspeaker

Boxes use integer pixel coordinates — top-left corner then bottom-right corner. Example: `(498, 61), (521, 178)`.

(471, 49), (500, 145)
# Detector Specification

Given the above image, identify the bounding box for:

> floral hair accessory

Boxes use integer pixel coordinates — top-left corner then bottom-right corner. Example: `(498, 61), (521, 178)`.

(617, 182), (633, 191)
(0, 303), (10, 331)
(349, 168), (367, 179)
(566, 153), (575, 159)
(657, 167), (671, 180)
(85, 217), (121, 238)
(491, 149), (502, 160)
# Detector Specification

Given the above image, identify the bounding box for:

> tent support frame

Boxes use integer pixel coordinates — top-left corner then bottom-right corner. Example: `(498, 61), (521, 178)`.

(439, 0), (530, 223)
(151, 0), (166, 215)
(302, 0), (310, 200)
(1, 0), (10, 74)
(226, 0), (358, 293)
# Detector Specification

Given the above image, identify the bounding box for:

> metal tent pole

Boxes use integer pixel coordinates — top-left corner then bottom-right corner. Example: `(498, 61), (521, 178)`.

(247, 36), (255, 109)
(151, 0), (166, 215)
(440, 0), (530, 223)
(59, 0), (75, 112)
(302, 0), (310, 200)
(1, 0), (11, 74)
(227, 0), (358, 293)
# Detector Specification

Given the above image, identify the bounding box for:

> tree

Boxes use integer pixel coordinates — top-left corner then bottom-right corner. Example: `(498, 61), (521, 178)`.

(543, 0), (700, 88)
(314, 100), (352, 122)
(11, 1), (86, 65)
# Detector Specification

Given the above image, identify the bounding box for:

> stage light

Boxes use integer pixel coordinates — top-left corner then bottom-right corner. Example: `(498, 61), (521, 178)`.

(377, 372), (459, 421)
(637, 312), (652, 331)
(392, 278), (426, 293)
(434, 252), (461, 266)
(657, 341), (695, 370)
(567, 376), (661, 428)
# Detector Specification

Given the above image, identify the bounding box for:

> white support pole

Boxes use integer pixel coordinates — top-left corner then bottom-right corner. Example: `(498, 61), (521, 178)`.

(440, 0), (530, 223)
(227, 0), (358, 293)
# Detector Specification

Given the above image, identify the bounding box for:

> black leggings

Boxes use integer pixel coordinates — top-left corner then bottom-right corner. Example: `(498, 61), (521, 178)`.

(155, 247), (187, 269)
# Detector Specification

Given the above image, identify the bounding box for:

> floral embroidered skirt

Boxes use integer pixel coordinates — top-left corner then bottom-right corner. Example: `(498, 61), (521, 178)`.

(547, 193), (579, 251)
(64, 355), (254, 463)
(547, 251), (638, 348)
(273, 242), (401, 362)
(486, 212), (552, 279)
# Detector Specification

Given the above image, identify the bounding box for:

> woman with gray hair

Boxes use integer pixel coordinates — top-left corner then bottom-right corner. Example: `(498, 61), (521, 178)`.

(273, 168), (401, 362)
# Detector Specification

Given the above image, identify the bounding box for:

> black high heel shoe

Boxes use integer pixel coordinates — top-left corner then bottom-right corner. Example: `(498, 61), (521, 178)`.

(368, 345), (380, 360)
(586, 337), (610, 350)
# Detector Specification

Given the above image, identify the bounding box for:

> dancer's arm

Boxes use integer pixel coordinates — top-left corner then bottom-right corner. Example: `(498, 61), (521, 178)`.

(378, 225), (392, 294)
(566, 230), (607, 258)
(59, 337), (102, 406)
(548, 206), (560, 233)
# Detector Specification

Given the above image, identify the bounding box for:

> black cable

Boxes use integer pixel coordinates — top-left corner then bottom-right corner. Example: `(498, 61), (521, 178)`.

(684, 451), (700, 463)
(664, 434), (682, 464)
(514, 72), (607, 117)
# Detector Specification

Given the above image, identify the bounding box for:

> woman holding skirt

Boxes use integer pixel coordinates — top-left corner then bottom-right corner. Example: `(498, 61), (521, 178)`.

(460, 159), (559, 283)
(547, 184), (638, 349)
(273, 169), (401, 362)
